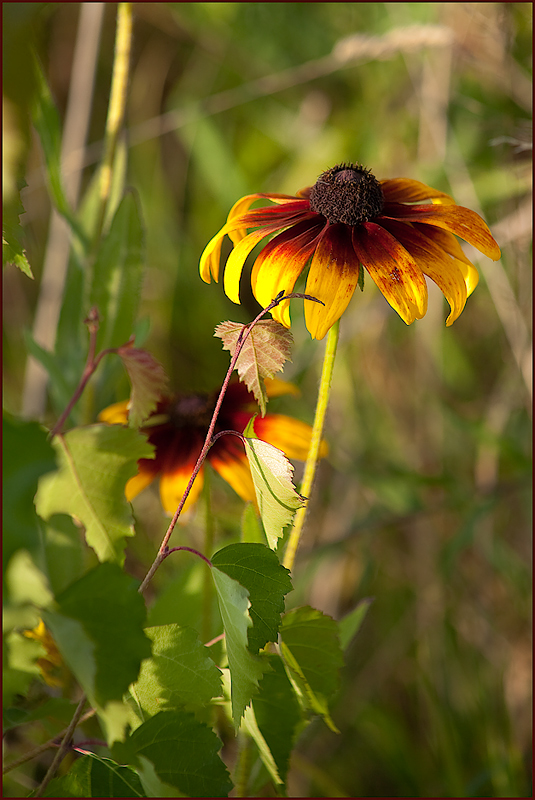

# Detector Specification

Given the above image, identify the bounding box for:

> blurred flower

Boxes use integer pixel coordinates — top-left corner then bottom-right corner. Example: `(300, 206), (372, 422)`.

(23, 620), (67, 689)
(200, 163), (501, 339)
(99, 379), (327, 516)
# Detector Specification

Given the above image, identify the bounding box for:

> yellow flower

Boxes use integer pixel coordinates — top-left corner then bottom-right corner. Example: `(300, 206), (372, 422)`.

(200, 163), (501, 339)
(99, 378), (327, 516)
(23, 620), (66, 688)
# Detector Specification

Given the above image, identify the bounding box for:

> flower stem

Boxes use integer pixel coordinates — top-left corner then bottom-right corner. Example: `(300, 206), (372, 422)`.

(283, 319), (339, 571)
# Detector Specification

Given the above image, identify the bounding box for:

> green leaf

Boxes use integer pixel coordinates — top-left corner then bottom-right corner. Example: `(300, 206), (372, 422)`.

(113, 709), (233, 798)
(241, 502), (266, 544)
(211, 543), (292, 654)
(2, 413), (56, 575)
(116, 342), (169, 428)
(35, 424), (154, 564)
(280, 606), (344, 733)
(42, 753), (146, 798)
(127, 624), (222, 722)
(338, 597), (374, 651)
(31, 56), (86, 246)
(39, 514), (86, 596)
(214, 319), (293, 416)
(252, 653), (302, 787)
(3, 225), (33, 277)
(211, 566), (267, 727)
(90, 190), (145, 354)
(43, 563), (151, 710)
(243, 418), (305, 549)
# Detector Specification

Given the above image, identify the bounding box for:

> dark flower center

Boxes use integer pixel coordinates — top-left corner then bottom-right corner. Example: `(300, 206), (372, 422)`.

(308, 163), (384, 226)
(169, 393), (214, 430)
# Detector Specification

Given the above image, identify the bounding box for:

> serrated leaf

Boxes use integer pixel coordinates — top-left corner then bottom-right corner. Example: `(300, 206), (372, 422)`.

(243, 418), (305, 549)
(42, 753), (146, 798)
(211, 566), (267, 727)
(3, 227), (33, 277)
(127, 624), (222, 722)
(339, 597), (374, 651)
(252, 653), (302, 786)
(35, 424), (154, 564)
(211, 543), (292, 654)
(280, 606), (344, 733)
(112, 709), (233, 798)
(117, 342), (169, 428)
(43, 563), (151, 710)
(215, 319), (293, 416)
(3, 414), (56, 575)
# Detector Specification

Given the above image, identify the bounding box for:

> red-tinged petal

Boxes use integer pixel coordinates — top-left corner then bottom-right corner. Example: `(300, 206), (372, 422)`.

(411, 222), (474, 266)
(125, 458), (159, 502)
(159, 461), (204, 516)
(254, 413), (328, 461)
(352, 222), (428, 325)
(383, 203), (501, 260)
(98, 400), (130, 425)
(209, 449), (257, 503)
(304, 224), (362, 339)
(381, 178), (454, 204)
(379, 218), (473, 324)
(251, 217), (325, 327)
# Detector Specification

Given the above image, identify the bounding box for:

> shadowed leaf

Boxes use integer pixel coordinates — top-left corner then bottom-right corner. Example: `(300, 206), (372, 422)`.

(117, 342), (169, 428)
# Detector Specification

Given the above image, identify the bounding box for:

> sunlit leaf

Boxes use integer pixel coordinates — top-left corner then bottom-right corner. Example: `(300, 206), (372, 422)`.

(35, 424), (154, 564)
(280, 606), (344, 733)
(3, 227), (33, 277)
(211, 543), (292, 654)
(127, 624), (222, 723)
(214, 319), (293, 415)
(252, 653), (302, 787)
(117, 342), (169, 428)
(42, 753), (146, 798)
(112, 709), (233, 798)
(43, 563), (151, 710)
(243, 418), (305, 549)
(211, 566), (267, 727)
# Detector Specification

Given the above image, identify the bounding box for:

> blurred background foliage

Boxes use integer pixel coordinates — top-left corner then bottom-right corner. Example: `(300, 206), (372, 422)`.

(3, 2), (532, 797)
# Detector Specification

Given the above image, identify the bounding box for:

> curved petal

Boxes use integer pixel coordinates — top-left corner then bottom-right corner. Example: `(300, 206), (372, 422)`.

(98, 400), (129, 425)
(351, 222), (428, 325)
(264, 377), (300, 398)
(382, 203), (501, 260)
(411, 222), (474, 266)
(379, 218), (472, 324)
(159, 461), (204, 516)
(254, 413), (328, 461)
(251, 217), (325, 327)
(302, 223), (362, 339)
(223, 227), (278, 304)
(209, 449), (256, 503)
(381, 178), (454, 204)
(125, 459), (159, 502)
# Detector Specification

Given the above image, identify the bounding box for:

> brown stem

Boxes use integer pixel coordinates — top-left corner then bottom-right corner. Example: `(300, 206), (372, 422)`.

(34, 695), (88, 795)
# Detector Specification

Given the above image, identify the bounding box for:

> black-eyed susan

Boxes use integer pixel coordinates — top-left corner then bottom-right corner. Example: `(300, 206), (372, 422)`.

(200, 163), (501, 339)
(99, 379), (327, 516)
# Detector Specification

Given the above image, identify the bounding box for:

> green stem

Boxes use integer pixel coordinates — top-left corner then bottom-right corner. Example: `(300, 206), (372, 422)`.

(283, 319), (339, 571)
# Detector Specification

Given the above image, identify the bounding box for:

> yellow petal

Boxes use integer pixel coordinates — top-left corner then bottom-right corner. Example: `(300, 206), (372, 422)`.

(159, 463), (204, 516)
(223, 228), (274, 304)
(210, 451), (256, 503)
(255, 413), (328, 460)
(381, 178), (455, 204)
(264, 377), (300, 398)
(304, 224), (363, 339)
(98, 400), (129, 425)
(125, 464), (158, 502)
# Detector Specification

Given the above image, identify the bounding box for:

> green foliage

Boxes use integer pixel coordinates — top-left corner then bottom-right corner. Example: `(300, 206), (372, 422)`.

(243, 418), (306, 548)
(117, 343), (169, 428)
(36, 425), (154, 564)
(42, 754), (146, 798)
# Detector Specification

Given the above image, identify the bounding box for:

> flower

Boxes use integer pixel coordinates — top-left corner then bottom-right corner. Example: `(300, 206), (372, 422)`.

(200, 163), (501, 339)
(99, 379), (327, 516)
(23, 620), (67, 688)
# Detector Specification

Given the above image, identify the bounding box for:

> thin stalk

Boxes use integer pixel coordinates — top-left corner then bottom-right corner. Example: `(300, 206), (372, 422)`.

(201, 472), (215, 643)
(34, 695), (87, 796)
(283, 319), (339, 571)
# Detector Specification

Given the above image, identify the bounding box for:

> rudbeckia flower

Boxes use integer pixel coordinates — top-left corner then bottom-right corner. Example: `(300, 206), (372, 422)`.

(200, 163), (501, 339)
(99, 379), (327, 516)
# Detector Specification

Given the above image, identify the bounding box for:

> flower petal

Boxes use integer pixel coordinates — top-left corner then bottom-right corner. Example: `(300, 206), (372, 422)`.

(251, 217), (324, 327)
(264, 377), (300, 398)
(209, 449), (256, 503)
(159, 461), (204, 516)
(223, 227), (278, 304)
(379, 218), (473, 325)
(383, 203), (501, 260)
(351, 222), (428, 325)
(381, 178), (454, 204)
(98, 400), (130, 425)
(125, 459), (159, 502)
(304, 223), (362, 339)
(254, 413), (328, 461)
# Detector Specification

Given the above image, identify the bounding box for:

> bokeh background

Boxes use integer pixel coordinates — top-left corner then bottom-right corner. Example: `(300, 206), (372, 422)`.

(3, 3), (532, 797)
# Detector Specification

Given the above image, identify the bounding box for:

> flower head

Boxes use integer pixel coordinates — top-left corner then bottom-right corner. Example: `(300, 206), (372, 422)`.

(99, 379), (326, 516)
(200, 163), (501, 339)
